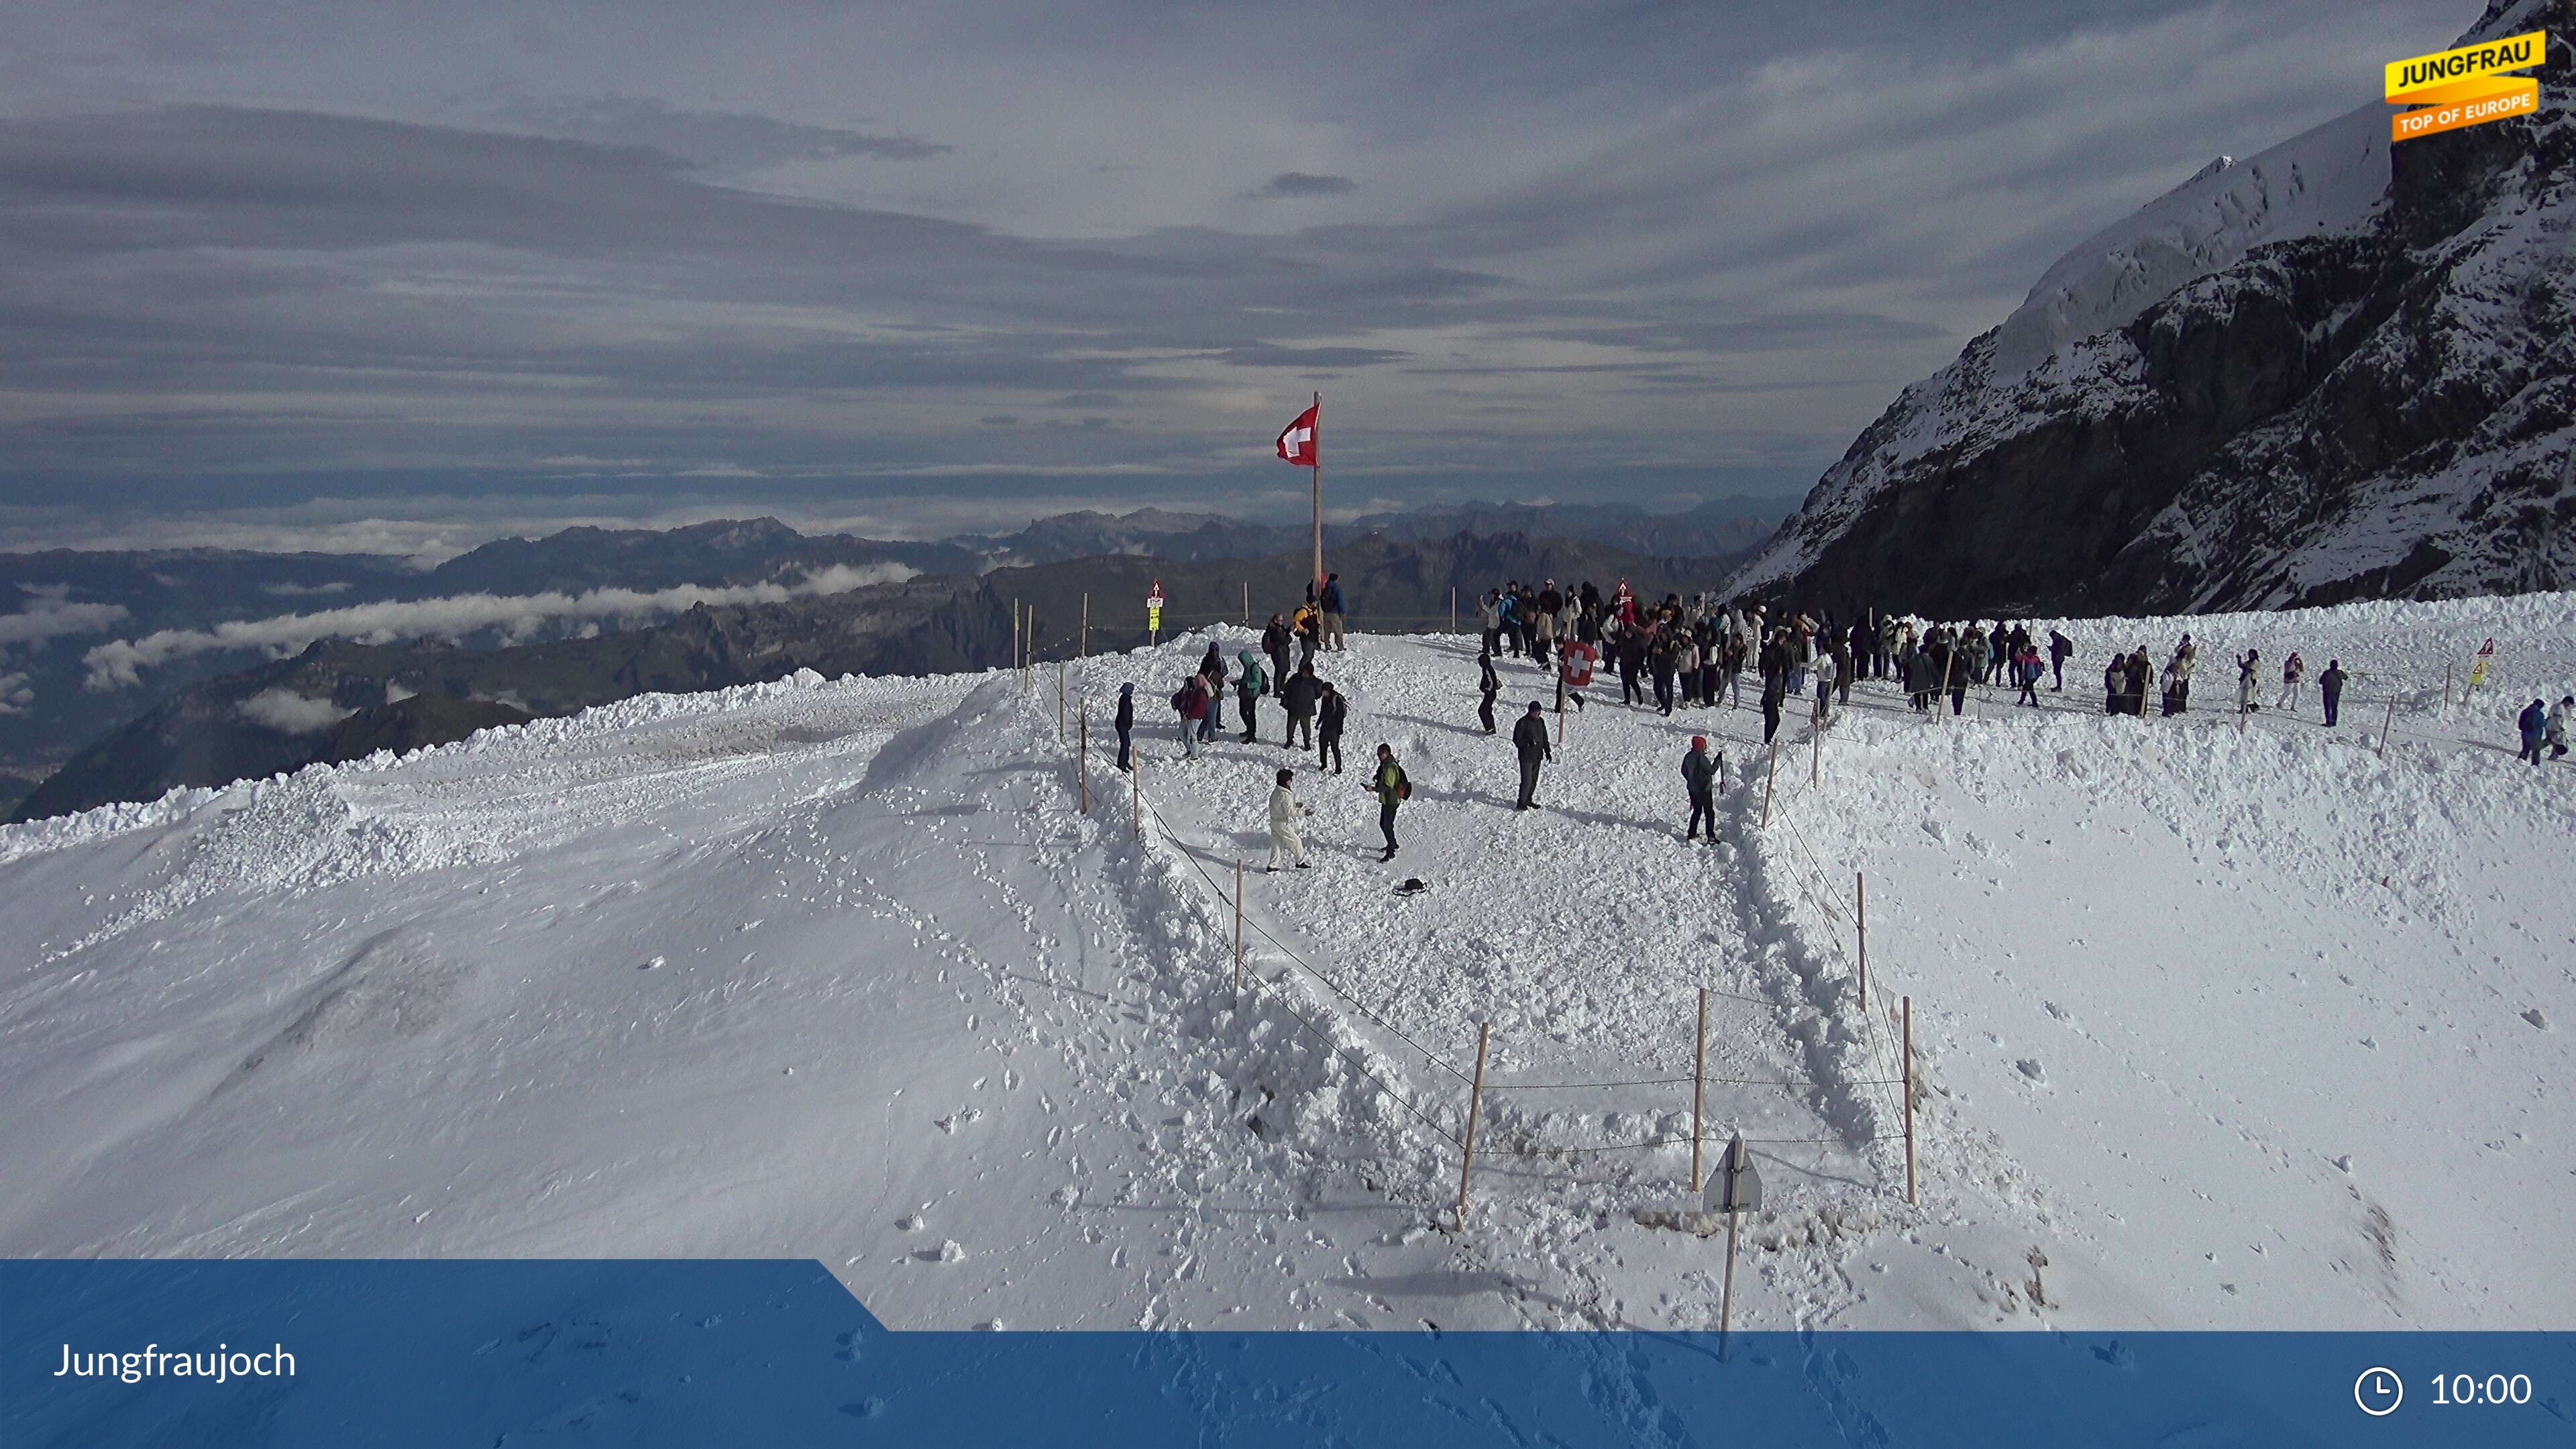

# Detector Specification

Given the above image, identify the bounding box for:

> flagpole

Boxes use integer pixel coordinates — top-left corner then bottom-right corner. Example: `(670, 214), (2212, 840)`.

(1310, 390), (1323, 601)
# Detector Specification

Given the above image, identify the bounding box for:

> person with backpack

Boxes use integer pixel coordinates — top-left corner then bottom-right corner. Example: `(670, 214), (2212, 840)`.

(1114, 682), (1136, 771)
(1291, 603), (1322, 671)
(1173, 672), (1209, 759)
(1267, 767), (1312, 871)
(2319, 659), (2347, 727)
(1811, 644), (1838, 726)
(2049, 629), (2074, 691)
(1477, 590), (1503, 658)
(1281, 660), (1322, 749)
(1682, 735), (1721, 843)
(1235, 649), (1268, 745)
(1512, 700), (1552, 810)
(1319, 574), (1348, 652)
(1261, 613), (1292, 692)
(1371, 744), (1409, 861)
(1316, 682), (1348, 773)
(2237, 649), (2261, 715)
(2276, 651), (2305, 712)
(1477, 647), (1501, 733)
(2519, 698), (2551, 765)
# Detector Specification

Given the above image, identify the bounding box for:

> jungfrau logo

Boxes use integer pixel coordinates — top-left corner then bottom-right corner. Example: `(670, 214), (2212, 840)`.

(2386, 30), (2548, 142)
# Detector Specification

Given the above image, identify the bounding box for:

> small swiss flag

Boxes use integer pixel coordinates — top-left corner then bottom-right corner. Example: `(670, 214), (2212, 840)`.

(1275, 403), (1318, 466)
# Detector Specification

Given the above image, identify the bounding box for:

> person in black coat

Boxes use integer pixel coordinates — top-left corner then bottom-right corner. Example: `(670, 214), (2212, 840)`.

(2318, 659), (2347, 727)
(1478, 648), (1501, 733)
(1197, 643), (1226, 741)
(1316, 682), (1347, 773)
(1511, 701), (1552, 809)
(1281, 661), (1323, 749)
(1114, 682), (1136, 770)
(1682, 735), (1720, 842)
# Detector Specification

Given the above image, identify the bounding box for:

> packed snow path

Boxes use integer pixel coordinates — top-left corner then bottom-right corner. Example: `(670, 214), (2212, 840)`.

(1, 591), (2569, 1331)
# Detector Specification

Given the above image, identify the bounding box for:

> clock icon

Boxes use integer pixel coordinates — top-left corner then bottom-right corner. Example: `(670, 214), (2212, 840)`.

(2355, 1366), (2404, 1417)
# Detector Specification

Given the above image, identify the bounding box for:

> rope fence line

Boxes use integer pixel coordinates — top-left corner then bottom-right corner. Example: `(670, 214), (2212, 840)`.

(1485, 1074), (1905, 1092)
(1021, 611), (2549, 1230)
(1042, 674), (1923, 1218)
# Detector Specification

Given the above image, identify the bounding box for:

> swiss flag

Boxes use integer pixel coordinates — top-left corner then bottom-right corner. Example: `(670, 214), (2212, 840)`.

(1275, 404), (1318, 466)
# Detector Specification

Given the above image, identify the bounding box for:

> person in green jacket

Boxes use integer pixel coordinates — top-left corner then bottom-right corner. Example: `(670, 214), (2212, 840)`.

(1370, 743), (1409, 863)
(1236, 649), (1267, 744)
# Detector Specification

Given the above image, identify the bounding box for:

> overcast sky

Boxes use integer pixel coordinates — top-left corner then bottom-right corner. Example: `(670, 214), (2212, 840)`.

(0, 0), (2453, 553)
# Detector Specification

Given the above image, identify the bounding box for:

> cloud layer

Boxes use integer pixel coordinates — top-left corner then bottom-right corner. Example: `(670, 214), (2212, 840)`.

(80, 564), (915, 690)
(0, 1), (2449, 545)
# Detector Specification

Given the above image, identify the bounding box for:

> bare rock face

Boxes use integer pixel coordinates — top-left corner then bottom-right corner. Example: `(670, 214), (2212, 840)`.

(1733, 0), (2573, 617)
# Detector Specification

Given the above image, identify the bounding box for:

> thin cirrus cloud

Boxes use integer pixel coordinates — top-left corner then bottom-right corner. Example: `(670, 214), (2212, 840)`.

(1248, 172), (1358, 199)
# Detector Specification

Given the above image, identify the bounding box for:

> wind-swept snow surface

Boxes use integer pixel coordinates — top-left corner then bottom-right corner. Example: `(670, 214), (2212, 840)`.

(3, 593), (2571, 1330)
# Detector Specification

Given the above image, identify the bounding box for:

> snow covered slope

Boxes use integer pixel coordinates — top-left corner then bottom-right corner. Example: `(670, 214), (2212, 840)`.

(2, 593), (2570, 1330)
(1733, 0), (2575, 615)
(1989, 104), (2389, 380)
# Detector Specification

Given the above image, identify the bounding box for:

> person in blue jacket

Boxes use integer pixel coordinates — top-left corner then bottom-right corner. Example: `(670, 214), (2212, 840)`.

(2519, 698), (2551, 765)
(1320, 573), (1348, 652)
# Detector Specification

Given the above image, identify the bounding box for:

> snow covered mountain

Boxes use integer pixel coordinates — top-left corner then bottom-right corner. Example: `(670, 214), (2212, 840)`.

(4, 588), (2569, 1331)
(1732, 0), (2575, 615)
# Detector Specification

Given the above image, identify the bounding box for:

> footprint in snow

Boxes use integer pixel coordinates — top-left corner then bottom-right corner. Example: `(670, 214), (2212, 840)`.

(934, 1108), (984, 1133)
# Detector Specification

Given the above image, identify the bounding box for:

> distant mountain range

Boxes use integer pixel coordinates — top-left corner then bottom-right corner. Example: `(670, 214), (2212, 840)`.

(0, 497), (1786, 813)
(961, 495), (1794, 565)
(7, 528), (1749, 821)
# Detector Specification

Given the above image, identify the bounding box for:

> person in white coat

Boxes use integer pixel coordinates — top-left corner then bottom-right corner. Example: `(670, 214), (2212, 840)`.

(1267, 767), (1311, 871)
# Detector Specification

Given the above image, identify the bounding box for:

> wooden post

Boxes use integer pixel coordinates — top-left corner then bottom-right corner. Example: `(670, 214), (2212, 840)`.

(1077, 711), (1089, 814)
(1242, 580), (1249, 626)
(1233, 859), (1244, 992)
(1689, 988), (1709, 1193)
(1011, 599), (1020, 683)
(1132, 755), (1142, 839)
(2444, 661), (2454, 706)
(1760, 731), (1780, 829)
(1450, 587), (1457, 635)
(1811, 716), (1821, 786)
(1455, 1021), (1491, 1222)
(1080, 594), (1088, 659)
(1855, 873), (1868, 1011)
(1902, 995), (1917, 1206)
(2379, 695), (2397, 757)
(1719, 1134), (1745, 1352)
(1058, 660), (1067, 741)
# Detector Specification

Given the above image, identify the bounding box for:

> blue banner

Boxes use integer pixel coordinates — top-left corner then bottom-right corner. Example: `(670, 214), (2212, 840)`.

(7, 1260), (2569, 1446)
